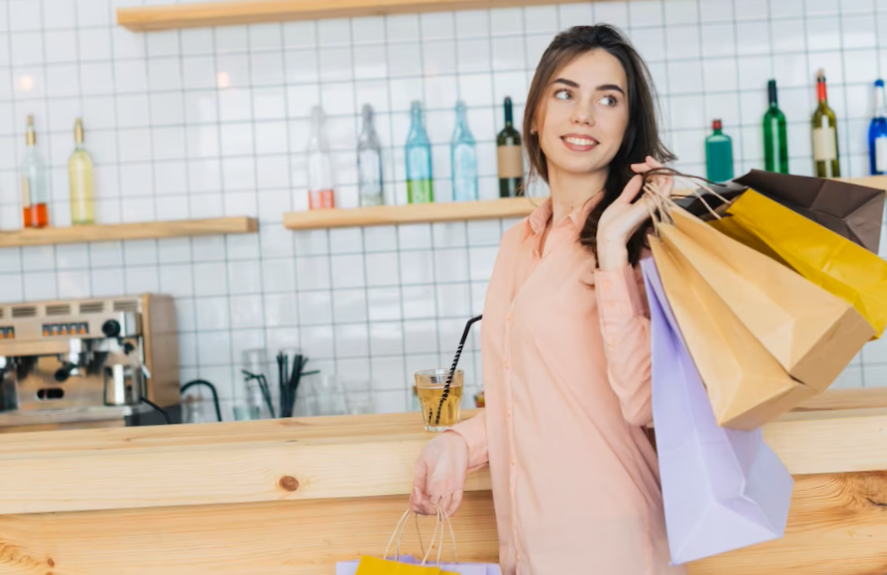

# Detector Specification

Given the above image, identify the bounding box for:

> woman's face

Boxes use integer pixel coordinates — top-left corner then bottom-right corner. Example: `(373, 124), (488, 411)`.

(533, 49), (630, 178)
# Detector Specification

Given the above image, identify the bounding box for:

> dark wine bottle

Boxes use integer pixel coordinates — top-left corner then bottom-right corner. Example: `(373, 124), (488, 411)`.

(497, 97), (523, 198)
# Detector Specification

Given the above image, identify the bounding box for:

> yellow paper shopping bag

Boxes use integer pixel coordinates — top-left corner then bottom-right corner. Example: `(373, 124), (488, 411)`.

(712, 189), (887, 338)
(355, 556), (443, 575)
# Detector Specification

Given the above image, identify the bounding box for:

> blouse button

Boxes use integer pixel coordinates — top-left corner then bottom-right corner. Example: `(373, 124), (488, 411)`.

(503, 361), (510, 370)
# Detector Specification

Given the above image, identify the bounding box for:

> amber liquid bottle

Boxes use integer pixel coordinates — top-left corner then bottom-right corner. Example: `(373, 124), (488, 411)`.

(20, 115), (49, 228)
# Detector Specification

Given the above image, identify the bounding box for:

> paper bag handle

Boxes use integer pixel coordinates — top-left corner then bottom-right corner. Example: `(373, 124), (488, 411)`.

(383, 505), (457, 566)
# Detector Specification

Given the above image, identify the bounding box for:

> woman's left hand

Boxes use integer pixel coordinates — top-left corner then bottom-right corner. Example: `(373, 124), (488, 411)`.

(596, 156), (672, 270)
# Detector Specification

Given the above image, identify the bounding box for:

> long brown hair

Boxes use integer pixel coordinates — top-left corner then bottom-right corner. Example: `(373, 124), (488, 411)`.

(523, 25), (675, 266)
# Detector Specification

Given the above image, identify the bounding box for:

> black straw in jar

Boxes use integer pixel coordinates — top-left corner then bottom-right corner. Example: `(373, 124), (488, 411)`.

(435, 314), (483, 426)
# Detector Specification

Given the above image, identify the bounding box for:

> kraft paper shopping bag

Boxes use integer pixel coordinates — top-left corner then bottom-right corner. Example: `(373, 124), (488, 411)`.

(642, 256), (793, 564)
(649, 235), (812, 430)
(663, 206), (874, 392)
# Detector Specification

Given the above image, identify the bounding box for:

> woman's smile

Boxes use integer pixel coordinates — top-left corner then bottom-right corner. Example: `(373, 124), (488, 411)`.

(561, 133), (600, 152)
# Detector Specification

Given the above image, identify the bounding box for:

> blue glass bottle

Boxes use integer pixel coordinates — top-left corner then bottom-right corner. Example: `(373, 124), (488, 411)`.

(868, 79), (887, 175)
(405, 101), (434, 204)
(451, 101), (478, 202)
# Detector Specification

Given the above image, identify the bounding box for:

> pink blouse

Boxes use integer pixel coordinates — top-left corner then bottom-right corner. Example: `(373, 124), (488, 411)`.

(452, 196), (685, 575)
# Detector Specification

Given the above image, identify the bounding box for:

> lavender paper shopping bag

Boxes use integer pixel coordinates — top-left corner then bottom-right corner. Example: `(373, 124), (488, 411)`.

(641, 257), (794, 565)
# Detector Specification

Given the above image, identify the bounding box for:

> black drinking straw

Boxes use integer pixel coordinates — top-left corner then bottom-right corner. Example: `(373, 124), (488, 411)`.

(435, 314), (483, 426)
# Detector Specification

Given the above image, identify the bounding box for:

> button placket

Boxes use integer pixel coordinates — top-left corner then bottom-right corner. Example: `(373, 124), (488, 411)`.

(504, 303), (521, 569)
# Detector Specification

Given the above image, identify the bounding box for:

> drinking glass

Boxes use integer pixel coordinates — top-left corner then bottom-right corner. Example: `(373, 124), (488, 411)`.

(414, 369), (463, 432)
(342, 379), (375, 415)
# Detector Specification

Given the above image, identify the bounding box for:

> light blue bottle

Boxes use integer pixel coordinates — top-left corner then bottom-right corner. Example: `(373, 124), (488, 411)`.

(451, 101), (478, 202)
(406, 101), (434, 204)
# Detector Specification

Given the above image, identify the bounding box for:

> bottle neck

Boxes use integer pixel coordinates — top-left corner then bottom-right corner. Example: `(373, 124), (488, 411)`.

(504, 101), (513, 127)
(876, 86), (887, 119)
(817, 80), (828, 104)
(26, 130), (35, 147)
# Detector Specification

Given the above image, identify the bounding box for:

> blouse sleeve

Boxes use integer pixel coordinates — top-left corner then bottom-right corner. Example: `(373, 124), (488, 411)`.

(449, 411), (489, 472)
(594, 262), (653, 427)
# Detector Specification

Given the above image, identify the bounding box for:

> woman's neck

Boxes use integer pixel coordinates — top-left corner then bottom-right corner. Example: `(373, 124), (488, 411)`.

(547, 166), (609, 226)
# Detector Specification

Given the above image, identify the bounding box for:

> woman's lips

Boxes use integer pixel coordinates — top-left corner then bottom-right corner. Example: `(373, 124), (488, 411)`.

(560, 135), (599, 152)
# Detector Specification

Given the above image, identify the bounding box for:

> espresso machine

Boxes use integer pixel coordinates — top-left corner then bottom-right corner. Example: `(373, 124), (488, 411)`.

(0, 294), (180, 433)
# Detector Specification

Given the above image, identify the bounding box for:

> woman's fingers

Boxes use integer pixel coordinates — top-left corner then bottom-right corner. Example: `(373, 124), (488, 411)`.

(446, 489), (464, 518)
(614, 173), (643, 204)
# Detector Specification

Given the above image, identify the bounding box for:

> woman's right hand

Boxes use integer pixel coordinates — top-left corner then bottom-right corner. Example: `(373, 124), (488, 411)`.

(410, 431), (469, 518)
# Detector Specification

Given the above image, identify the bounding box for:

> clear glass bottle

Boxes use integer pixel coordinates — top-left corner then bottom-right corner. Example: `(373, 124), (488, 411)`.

(868, 79), (887, 175)
(812, 69), (840, 178)
(69, 118), (95, 225)
(451, 101), (478, 202)
(307, 106), (335, 209)
(705, 119), (734, 183)
(405, 101), (434, 204)
(20, 115), (49, 228)
(357, 104), (384, 207)
(497, 97), (523, 198)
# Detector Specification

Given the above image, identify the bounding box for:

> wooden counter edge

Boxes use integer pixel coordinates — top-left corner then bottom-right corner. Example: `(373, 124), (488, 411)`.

(0, 405), (885, 516)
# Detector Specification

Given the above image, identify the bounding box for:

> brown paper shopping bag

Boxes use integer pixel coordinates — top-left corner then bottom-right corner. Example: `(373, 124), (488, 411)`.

(649, 236), (811, 430)
(663, 207), (874, 391)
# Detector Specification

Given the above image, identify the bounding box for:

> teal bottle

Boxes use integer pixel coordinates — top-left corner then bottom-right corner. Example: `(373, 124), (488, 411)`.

(405, 101), (434, 204)
(705, 119), (734, 183)
(451, 101), (478, 202)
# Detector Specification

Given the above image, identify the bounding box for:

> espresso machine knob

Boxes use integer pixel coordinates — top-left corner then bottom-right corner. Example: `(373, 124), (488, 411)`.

(102, 319), (121, 337)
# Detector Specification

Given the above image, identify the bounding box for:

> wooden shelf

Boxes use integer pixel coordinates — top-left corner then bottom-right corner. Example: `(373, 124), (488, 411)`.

(0, 217), (258, 248)
(117, 0), (591, 31)
(283, 197), (538, 230)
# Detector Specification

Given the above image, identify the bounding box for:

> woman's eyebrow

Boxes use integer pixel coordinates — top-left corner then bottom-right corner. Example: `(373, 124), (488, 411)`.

(596, 84), (625, 94)
(551, 78), (625, 95)
(552, 78), (580, 88)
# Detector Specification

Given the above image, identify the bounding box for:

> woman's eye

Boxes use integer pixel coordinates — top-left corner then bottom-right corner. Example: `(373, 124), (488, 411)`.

(599, 95), (618, 106)
(554, 89), (572, 100)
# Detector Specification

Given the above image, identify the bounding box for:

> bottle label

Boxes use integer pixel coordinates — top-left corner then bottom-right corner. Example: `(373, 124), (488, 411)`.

(309, 189), (335, 210)
(497, 145), (524, 179)
(20, 176), (31, 207)
(812, 127), (837, 161)
(876, 137), (887, 173)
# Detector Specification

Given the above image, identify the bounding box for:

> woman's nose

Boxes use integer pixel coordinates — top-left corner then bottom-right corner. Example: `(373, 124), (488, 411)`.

(570, 102), (595, 126)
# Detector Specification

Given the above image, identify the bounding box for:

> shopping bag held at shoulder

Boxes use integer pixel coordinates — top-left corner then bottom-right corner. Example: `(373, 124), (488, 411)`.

(714, 189), (887, 338)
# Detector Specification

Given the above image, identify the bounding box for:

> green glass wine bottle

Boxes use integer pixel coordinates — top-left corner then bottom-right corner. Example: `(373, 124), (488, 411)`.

(497, 97), (523, 198)
(763, 79), (789, 174)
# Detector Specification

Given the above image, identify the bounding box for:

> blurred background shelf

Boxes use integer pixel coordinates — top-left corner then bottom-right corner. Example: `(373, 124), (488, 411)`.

(117, 0), (591, 31)
(0, 217), (258, 248)
(282, 175), (887, 232)
(283, 198), (538, 230)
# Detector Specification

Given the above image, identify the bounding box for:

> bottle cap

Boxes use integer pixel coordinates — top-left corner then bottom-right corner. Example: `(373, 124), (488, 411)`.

(876, 79), (885, 88)
(817, 69), (826, 82)
(712, 119), (722, 130)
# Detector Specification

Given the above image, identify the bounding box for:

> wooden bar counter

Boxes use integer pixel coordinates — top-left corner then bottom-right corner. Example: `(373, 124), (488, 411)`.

(0, 389), (886, 574)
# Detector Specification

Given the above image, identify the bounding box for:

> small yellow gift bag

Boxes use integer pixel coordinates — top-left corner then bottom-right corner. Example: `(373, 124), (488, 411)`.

(353, 507), (459, 575)
(711, 189), (887, 338)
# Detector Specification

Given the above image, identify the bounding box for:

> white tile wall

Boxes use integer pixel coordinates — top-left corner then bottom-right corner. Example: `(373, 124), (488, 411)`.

(0, 0), (885, 417)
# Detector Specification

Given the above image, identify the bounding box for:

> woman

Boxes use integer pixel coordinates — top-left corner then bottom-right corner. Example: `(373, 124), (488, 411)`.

(410, 25), (684, 575)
